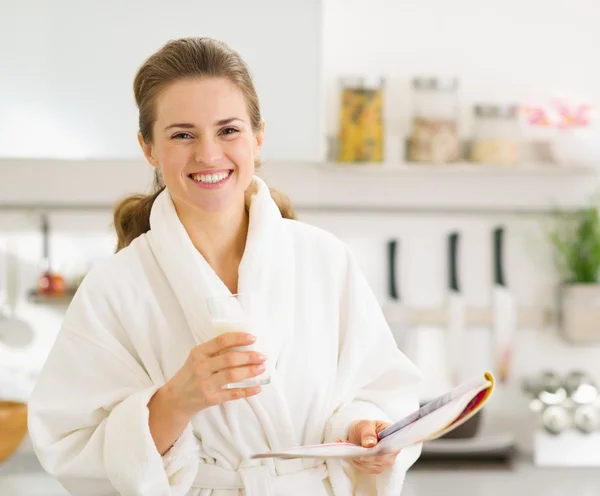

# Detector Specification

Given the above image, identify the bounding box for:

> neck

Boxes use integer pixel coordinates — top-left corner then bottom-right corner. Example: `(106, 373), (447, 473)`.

(174, 197), (249, 281)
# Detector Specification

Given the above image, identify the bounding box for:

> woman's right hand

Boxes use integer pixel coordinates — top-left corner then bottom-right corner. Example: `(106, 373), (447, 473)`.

(164, 332), (267, 418)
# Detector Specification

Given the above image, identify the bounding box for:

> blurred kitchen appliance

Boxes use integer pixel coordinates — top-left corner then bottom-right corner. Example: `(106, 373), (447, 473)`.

(419, 432), (516, 463)
(446, 231), (465, 387)
(0, 244), (34, 349)
(402, 234), (453, 400)
(524, 369), (600, 467)
(492, 226), (516, 383)
(386, 239), (410, 348)
(34, 213), (66, 297)
(440, 231), (483, 440)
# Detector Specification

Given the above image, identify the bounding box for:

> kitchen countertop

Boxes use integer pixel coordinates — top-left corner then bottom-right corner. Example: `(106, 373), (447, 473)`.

(404, 458), (600, 496)
(0, 474), (68, 496)
(2, 452), (599, 496)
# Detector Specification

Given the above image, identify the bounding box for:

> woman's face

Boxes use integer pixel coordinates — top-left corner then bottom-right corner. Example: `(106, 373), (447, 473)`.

(140, 76), (264, 215)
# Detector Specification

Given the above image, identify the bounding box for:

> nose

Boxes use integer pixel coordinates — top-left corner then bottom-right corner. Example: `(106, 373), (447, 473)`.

(194, 136), (223, 164)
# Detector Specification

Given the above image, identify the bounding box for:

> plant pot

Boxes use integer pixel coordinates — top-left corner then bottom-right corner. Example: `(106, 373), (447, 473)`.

(558, 284), (600, 343)
(552, 128), (600, 169)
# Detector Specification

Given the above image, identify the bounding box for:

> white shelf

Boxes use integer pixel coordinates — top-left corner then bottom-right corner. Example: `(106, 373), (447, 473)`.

(258, 160), (600, 215)
(0, 158), (599, 216)
(26, 291), (75, 306)
(318, 161), (599, 176)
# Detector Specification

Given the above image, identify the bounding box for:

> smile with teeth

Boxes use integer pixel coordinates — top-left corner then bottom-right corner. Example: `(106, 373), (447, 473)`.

(189, 170), (232, 184)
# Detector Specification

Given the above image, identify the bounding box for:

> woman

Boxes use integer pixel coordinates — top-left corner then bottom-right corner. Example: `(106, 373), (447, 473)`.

(27, 37), (422, 495)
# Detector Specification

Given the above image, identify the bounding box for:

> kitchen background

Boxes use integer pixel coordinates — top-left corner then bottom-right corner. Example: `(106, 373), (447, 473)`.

(2, 0), (600, 494)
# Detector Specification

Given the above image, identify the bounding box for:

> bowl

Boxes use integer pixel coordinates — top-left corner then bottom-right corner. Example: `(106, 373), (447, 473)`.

(0, 400), (28, 463)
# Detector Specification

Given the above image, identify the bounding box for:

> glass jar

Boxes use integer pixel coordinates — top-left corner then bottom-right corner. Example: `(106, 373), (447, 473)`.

(337, 76), (384, 163)
(408, 77), (460, 164)
(470, 104), (520, 165)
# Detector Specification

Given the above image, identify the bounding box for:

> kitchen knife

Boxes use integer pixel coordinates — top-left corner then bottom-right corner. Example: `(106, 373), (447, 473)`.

(493, 226), (517, 384)
(388, 239), (399, 301)
(447, 232), (465, 386)
(386, 239), (409, 348)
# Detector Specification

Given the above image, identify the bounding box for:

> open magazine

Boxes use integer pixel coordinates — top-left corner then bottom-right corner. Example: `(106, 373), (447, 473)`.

(251, 371), (494, 460)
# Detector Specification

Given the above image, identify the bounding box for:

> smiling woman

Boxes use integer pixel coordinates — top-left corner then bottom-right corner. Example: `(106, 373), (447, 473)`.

(113, 37), (296, 251)
(142, 76), (256, 216)
(27, 37), (423, 496)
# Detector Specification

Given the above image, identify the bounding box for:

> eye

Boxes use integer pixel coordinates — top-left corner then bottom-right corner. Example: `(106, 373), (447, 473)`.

(220, 127), (240, 137)
(172, 132), (193, 140)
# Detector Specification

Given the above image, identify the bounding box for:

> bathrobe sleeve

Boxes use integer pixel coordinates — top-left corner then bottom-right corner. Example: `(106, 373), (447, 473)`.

(27, 270), (200, 496)
(323, 247), (423, 495)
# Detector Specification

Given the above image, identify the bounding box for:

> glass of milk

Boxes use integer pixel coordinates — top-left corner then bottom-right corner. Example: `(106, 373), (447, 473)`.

(206, 294), (271, 389)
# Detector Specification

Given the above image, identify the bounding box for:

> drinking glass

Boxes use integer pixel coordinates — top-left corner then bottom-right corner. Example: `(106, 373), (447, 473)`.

(206, 294), (271, 389)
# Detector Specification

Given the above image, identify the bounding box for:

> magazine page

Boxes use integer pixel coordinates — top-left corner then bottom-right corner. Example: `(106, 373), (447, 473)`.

(375, 381), (490, 453)
(250, 372), (494, 460)
(377, 372), (492, 441)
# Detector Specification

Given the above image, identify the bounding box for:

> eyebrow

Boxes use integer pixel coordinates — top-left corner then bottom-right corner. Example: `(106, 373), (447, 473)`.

(164, 118), (244, 131)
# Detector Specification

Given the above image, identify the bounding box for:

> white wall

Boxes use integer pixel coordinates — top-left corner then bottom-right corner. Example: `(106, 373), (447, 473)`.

(323, 0), (600, 142)
(0, 0), (324, 161)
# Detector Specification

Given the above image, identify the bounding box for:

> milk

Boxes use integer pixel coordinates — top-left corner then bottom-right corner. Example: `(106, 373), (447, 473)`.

(211, 318), (271, 388)
(211, 319), (253, 352)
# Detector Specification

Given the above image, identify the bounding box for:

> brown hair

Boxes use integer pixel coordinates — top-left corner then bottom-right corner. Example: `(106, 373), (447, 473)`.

(113, 37), (296, 251)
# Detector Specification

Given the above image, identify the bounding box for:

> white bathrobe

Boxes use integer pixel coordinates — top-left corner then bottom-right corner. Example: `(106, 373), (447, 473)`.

(27, 176), (423, 496)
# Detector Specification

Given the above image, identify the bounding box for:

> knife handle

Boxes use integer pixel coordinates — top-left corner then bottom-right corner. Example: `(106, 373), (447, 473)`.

(448, 232), (460, 292)
(41, 212), (50, 261)
(493, 227), (506, 287)
(387, 239), (399, 300)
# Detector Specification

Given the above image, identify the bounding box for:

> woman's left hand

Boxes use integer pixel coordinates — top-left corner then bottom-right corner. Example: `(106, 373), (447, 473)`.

(344, 420), (400, 475)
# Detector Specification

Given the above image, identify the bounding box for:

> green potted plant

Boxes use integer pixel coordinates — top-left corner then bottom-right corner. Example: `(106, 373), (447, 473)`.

(548, 198), (600, 343)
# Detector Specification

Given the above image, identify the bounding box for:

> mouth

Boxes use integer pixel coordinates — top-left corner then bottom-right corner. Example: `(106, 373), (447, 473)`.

(188, 169), (233, 187)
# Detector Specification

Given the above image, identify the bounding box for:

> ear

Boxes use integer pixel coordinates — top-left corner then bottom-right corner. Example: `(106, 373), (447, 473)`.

(138, 132), (160, 169)
(255, 120), (265, 155)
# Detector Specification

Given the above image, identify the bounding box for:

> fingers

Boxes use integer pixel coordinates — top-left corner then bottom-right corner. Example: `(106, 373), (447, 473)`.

(206, 350), (268, 375)
(357, 451), (400, 463)
(351, 451), (400, 475)
(211, 362), (267, 389)
(200, 332), (257, 356)
(351, 420), (379, 448)
(204, 385), (263, 407)
(353, 450), (400, 464)
(351, 459), (388, 475)
(346, 420), (400, 474)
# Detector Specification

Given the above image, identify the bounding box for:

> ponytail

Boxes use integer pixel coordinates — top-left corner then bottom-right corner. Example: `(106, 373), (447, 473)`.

(269, 187), (297, 221)
(113, 170), (164, 252)
(255, 159), (297, 221)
